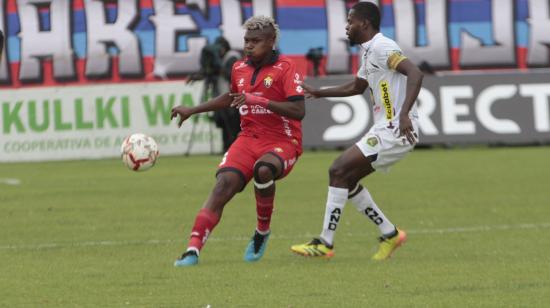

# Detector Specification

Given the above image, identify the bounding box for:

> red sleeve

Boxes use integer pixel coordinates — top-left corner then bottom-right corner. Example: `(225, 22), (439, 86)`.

(281, 60), (305, 101)
(230, 62), (239, 93)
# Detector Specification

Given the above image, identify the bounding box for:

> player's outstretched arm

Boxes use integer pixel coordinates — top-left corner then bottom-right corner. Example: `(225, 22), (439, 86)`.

(229, 93), (305, 120)
(395, 58), (424, 144)
(264, 99), (305, 120)
(303, 77), (368, 98)
(171, 92), (232, 127)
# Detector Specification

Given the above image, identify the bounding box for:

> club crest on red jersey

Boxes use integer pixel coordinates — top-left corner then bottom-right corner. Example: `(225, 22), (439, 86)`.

(264, 75), (274, 88)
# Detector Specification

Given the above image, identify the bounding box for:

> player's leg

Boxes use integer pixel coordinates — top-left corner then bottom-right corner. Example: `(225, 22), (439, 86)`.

(175, 136), (254, 267)
(347, 130), (415, 260)
(347, 173), (398, 239)
(321, 145), (374, 245)
(244, 152), (284, 262)
(347, 176), (398, 236)
(190, 170), (244, 249)
(291, 145), (370, 258)
(347, 180), (406, 260)
(254, 153), (282, 233)
(174, 171), (244, 267)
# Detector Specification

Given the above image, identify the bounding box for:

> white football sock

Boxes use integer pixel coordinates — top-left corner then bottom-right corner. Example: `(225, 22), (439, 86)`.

(348, 184), (396, 237)
(319, 186), (348, 246)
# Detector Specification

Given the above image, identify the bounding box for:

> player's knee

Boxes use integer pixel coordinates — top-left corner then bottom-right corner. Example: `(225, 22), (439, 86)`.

(328, 162), (348, 181)
(253, 161), (277, 189)
(255, 165), (273, 182)
(253, 162), (277, 183)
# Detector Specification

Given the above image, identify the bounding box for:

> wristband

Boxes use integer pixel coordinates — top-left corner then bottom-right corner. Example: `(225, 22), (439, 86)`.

(245, 93), (269, 108)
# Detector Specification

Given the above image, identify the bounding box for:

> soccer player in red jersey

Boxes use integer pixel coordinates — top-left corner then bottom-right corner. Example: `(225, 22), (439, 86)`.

(171, 16), (305, 267)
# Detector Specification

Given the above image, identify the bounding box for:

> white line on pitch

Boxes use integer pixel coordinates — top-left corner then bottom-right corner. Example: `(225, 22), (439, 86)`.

(0, 178), (21, 185)
(407, 222), (550, 234)
(1, 222), (550, 251)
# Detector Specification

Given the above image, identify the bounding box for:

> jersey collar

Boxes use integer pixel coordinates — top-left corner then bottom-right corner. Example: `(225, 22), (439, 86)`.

(246, 50), (280, 68)
(359, 32), (383, 52)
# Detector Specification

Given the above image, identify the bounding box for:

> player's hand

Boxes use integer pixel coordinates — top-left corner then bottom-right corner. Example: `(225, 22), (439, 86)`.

(229, 93), (269, 108)
(229, 93), (246, 108)
(171, 106), (193, 127)
(399, 115), (418, 145)
(302, 83), (319, 99)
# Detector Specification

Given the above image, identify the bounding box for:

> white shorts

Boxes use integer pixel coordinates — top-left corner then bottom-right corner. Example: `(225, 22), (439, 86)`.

(355, 122), (419, 173)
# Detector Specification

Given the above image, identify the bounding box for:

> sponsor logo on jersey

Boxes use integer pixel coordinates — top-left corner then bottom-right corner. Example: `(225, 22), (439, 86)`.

(274, 147), (284, 153)
(264, 75), (273, 88)
(273, 63), (284, 70)
(235, 62), (248, 70)
(238, 78), (244, 87)
(239, 104), (273, 116)
(379, 80), (393, 120)
(239, 105), (249, 115)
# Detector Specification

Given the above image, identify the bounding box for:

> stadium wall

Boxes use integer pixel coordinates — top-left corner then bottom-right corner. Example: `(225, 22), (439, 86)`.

(303, 71), (550, 149)
(2, 70), (549, 162)
(0, 0), (549, 86)
(1, 81), (221, 162)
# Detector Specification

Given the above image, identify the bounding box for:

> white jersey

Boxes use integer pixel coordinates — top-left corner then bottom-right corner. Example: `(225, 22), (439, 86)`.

(357, 33), (418, 127)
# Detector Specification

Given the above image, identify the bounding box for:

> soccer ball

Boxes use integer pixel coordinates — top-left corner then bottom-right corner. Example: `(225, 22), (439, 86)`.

(120, 133), (159, 172)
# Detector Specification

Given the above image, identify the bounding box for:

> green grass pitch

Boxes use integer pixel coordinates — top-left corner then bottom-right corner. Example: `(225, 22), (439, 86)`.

(1, 147), (549, 307)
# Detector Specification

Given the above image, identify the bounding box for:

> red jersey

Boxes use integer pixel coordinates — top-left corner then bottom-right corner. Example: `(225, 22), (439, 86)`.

(230, 51), (305, 147)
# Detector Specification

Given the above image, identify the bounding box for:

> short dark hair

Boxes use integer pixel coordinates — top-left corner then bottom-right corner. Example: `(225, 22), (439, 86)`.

(352, 2), (381, 30)
(215, 36), (231, 51)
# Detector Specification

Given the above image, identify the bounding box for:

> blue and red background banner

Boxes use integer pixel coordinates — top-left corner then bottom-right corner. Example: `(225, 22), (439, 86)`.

(0, 0), (548, 88)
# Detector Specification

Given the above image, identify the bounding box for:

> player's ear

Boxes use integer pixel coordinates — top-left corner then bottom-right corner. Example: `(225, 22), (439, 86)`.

(362, 19), (370, 30)
(267, 33), (276, 47)
(264, 37), (274, 51)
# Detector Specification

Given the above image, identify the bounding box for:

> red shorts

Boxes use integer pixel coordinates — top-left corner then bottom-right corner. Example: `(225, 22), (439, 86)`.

(217, 135), (302, 189)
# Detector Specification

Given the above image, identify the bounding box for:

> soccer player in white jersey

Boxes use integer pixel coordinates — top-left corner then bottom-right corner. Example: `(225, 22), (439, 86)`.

(291, 2), (423, 260)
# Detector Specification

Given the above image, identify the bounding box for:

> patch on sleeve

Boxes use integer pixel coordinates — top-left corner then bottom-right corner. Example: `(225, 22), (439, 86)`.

(366, 136), (379, 147)
(387, 51), (407, 70)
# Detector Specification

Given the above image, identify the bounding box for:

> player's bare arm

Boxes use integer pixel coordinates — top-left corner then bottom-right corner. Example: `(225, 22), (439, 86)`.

(229, 93), (305, 120)
(302, 77), (368, 98)
(395, 58), (423, 145)
(171, 92), (233, 127)
(266, 99), (305, 120)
